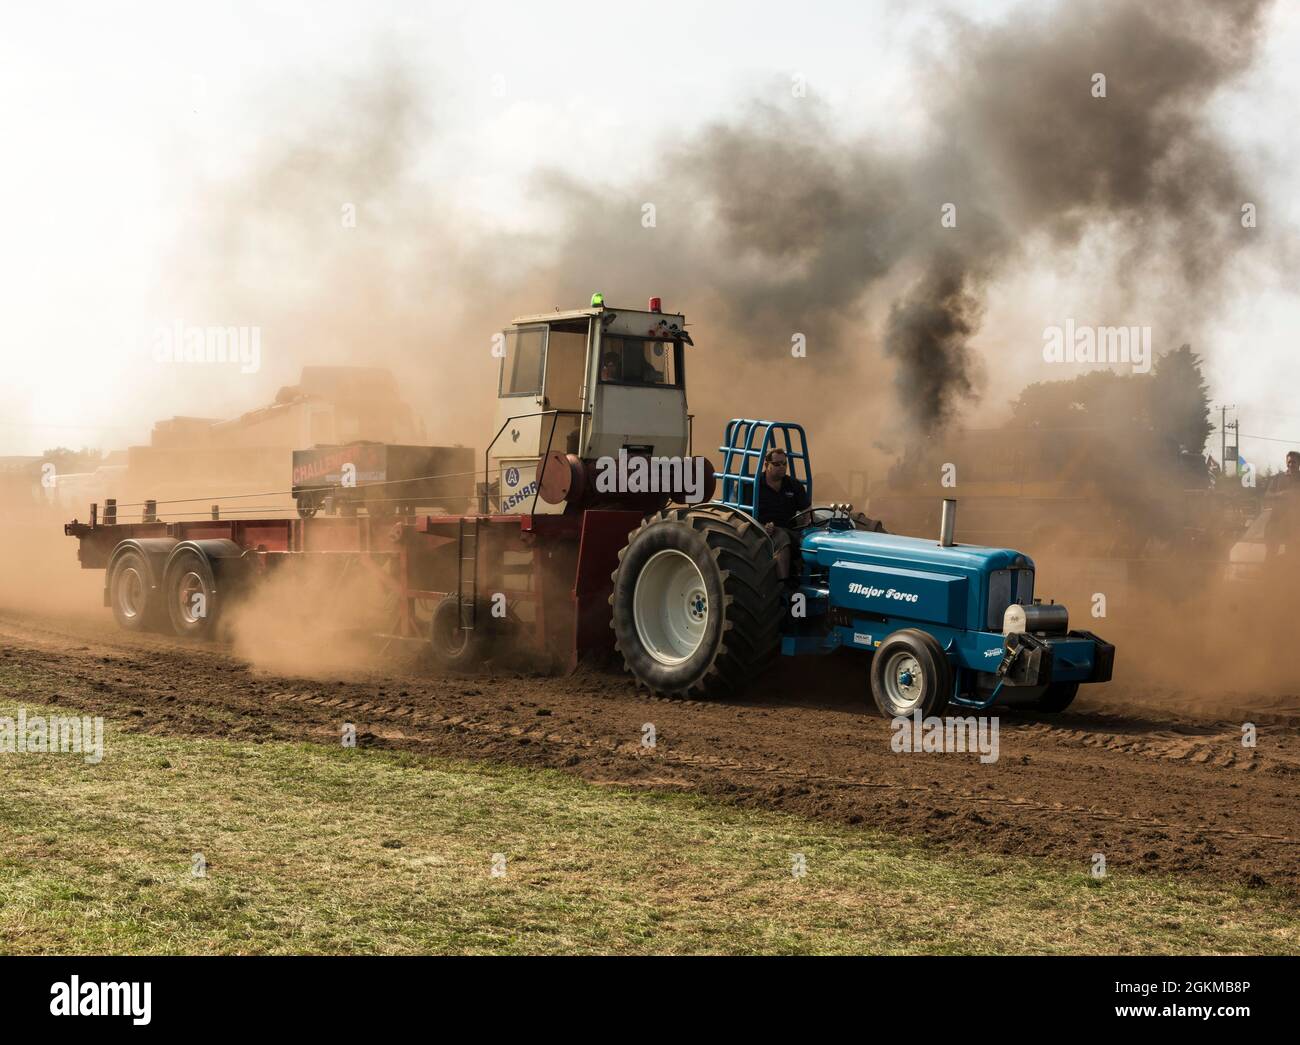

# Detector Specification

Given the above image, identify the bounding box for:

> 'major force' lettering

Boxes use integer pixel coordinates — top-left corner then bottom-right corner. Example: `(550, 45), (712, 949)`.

(847, 581), (918, 604)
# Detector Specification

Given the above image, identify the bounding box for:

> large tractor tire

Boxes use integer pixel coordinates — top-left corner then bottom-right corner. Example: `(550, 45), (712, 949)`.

(869, 628), (953, 719)
(610, 505), (781, 699)
(428, 595), (493, 670)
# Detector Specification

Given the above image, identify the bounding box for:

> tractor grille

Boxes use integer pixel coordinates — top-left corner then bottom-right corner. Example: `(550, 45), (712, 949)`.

(987, 568), (1034, 630)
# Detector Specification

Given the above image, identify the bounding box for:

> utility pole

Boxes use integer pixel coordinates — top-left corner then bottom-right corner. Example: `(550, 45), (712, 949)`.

(1221, 405), (1227, 480)
(1219, 404), (1237, 479)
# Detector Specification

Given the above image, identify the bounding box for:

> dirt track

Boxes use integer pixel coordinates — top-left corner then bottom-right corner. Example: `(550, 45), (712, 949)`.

(3, 607), (1300, 898)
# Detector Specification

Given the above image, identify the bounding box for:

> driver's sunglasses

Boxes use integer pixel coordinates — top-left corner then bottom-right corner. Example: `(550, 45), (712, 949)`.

(768, 457), (788, 468)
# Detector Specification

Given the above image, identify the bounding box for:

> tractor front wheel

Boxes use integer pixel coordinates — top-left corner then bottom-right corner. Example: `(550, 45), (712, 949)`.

(869, 629), (953, 718)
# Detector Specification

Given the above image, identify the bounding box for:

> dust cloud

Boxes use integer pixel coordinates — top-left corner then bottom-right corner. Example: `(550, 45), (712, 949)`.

(5, 0), (1294, 703)
(222, 556), (401, 679)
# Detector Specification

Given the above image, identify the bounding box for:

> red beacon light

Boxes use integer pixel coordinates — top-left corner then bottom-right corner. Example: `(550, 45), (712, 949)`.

(648, 297), (662, 313)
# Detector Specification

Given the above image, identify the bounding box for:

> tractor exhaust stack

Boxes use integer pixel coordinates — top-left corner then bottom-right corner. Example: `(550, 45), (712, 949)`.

(939, 498), (956, 547)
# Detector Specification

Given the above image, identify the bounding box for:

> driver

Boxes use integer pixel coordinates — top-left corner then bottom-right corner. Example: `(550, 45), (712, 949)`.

(756, 447), (810, 584)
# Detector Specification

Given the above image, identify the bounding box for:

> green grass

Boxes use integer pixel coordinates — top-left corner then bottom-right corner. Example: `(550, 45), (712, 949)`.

(0, 697), (1296, 954)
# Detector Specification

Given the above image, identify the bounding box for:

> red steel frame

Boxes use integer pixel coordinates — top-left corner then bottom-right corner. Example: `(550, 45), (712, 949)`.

(66, 508), (645, 670)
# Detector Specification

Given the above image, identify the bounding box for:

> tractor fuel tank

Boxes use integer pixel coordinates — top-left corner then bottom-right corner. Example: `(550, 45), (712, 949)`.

(536, 451), (716, 512)
(1003, 601), (1068, 635)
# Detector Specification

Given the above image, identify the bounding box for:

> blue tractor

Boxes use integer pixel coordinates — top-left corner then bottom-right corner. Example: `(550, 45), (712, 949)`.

(609, 420), (1114, 715)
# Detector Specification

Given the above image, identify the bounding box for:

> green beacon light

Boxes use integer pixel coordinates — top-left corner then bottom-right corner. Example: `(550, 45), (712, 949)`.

(590, 292), (604, 307)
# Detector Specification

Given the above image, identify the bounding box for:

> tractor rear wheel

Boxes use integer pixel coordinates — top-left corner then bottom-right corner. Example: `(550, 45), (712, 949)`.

(1031, 681), (1079, 713)
(869, 629), (953, 718)
(610, 505), (781, 699)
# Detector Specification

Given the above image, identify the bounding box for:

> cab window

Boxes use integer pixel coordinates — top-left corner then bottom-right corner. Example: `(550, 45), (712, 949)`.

(499, 325), (547, 397)
(598, 336), (680, 387)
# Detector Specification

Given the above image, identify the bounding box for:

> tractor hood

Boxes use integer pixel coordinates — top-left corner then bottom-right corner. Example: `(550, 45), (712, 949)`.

(802, 529), (1035, 632)
(801, 529), (1033, 574)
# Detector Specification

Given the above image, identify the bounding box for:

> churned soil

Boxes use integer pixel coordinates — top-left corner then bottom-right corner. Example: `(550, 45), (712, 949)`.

(3, 608), (1299, 898)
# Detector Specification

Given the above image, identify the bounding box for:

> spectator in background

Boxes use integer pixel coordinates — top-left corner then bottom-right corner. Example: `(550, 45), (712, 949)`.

(1267, 450), (1300, 495)
(1264, 451), (1300, 564)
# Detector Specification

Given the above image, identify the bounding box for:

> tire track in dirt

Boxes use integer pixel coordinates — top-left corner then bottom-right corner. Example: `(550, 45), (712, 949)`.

(269, 687), (1299, 844)
(3, 609), (1299, 896)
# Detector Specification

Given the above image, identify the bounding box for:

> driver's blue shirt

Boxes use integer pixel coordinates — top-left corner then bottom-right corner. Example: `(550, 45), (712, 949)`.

(756, 475), (810, 527)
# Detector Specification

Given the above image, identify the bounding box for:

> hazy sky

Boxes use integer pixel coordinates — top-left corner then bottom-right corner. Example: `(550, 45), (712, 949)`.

(1, 0), (1297, 461)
